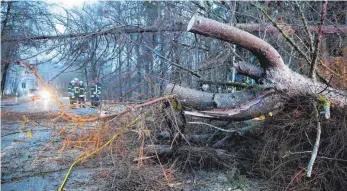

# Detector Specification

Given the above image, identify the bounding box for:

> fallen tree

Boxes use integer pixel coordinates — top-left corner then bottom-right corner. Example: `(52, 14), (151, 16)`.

(13, 14), (347, 191)
(165, 15), (347, 120)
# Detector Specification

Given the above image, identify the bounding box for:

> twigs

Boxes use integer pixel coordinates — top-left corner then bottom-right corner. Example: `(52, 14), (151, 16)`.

(15, 60), (183, 190)
(253, 3), (311, 64)
(188, 121), (238, 133)
(309, 0), (328, 79)
(3, 24), (186, 43)
(15, 61), (67, 115)
(122, 33), (202, 78)
(58, 112), (147, 191)
(295, 1), (314, 51)
(306, 101), (321, 178)
(284, 169), (305, 191)
(256, 99), (347, 190)
(17, 59), (174, 122)
(254, 3), (347, 86)
(317, 74), (333, 94)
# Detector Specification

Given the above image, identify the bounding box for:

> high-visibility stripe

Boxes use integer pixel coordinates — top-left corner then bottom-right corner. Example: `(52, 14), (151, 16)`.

(74, 87), (79, 93)
(93, 85), (98, 95)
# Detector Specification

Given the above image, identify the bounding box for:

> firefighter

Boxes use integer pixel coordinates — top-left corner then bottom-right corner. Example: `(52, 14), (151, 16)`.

(68, 79), (76, 106)
(71, 78), (80, 108)
(90, 78), (102, 108)
(78, 80), (86, 108)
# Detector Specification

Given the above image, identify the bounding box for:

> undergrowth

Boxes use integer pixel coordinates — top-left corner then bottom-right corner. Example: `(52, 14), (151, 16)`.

(28, 97), (347, 191)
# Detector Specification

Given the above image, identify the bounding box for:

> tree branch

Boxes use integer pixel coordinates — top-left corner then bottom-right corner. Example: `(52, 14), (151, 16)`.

(199, 90), (284, 120)
(254, 3), (346, 85)
(2, 23), (186, 43)
(187, 14), (286, 70)
(307, 101), (322, 178)
(165, 15), (347, 122)
(234, 24), (347, 35)
(233, 61), (265, 79)
(198, 80), (256, 89)
(125, 34), (201, 78)
(165, 84), (284, 121)
(295, 1), (314, 52)
(253, 3), (312, 65)
(165, 83), (269, 110)
(309, 0), (328, 79)
(4, 21), (346, 44)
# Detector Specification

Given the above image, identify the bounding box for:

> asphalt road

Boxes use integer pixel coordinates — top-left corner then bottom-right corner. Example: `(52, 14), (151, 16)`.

(1, 97), (269, 191)
(1, 97), (113, 190)
(1, 97), (101, 115)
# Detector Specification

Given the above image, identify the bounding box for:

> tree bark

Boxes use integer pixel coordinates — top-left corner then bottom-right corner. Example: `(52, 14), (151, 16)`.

(1, 2), (13, 95)
(187, 15), (286, 69)
(1, 1), (12, 37)
(165, 15), (347, 120)
(1, 61), (10, 96)
(232, 61), (265, 79)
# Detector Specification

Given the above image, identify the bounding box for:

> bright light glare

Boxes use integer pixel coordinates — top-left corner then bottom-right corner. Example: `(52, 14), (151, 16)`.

(41, 90), (50, 99)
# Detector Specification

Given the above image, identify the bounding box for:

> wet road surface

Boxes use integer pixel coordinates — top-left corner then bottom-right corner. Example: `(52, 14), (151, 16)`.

(1, 97), (113, 190)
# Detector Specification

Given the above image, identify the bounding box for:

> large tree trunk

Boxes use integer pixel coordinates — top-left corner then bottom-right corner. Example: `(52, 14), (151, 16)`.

(1, 1), (13, 95)
(1, 1), (12, 37)
(165, 15), (347, 120)
(90, 37), (98, 80)
(1, 61), (10, 96)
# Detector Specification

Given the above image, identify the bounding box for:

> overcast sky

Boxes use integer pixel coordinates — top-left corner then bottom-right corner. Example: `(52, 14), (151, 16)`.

(49, 0), (91, 9)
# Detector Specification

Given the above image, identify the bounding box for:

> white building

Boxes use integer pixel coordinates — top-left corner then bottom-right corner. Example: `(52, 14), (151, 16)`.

(16, 70), (38, 96)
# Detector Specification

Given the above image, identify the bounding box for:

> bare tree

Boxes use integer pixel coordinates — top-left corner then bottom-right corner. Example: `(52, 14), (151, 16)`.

(1, 1), (55, 95)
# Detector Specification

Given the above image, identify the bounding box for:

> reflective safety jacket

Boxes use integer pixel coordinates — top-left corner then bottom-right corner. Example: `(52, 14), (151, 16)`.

(91, 83), (102, 98)
(79, 84), (86, 97)
(73, 84), (80, 98)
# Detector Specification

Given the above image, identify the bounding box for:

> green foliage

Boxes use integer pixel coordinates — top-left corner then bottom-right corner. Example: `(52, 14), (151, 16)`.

(317, 95), (331, 119)
(317, 95), (329, 112)
(317, 95), (329, 107)
(170, 98), (182, 110)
